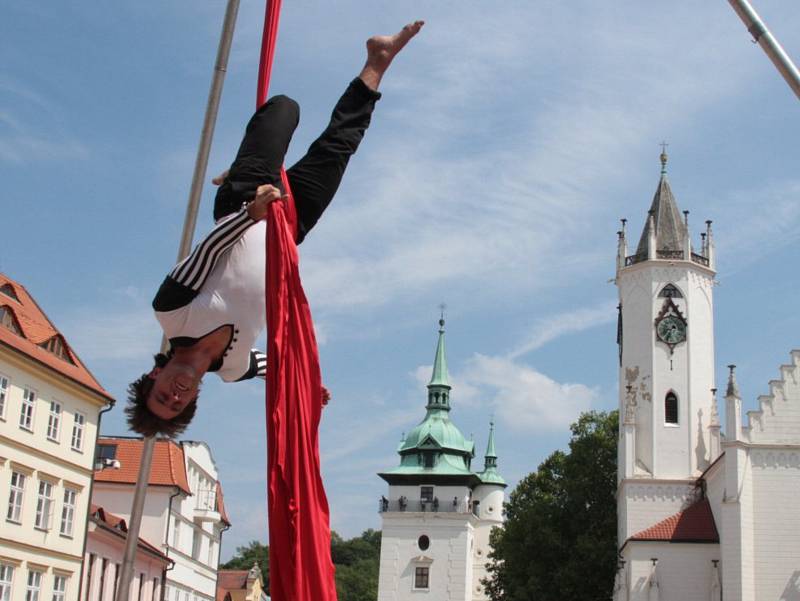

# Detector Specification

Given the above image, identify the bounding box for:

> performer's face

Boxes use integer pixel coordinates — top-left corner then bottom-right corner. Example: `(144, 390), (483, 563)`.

(146, 362), (200, 419)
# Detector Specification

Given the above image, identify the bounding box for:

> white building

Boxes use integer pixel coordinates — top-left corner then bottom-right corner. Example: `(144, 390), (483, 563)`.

(0, 273), (115, 601)
(377, 319), (506, 601)
(83, 505), (172, 601)
(613, 152), (800, 600)
(91, 437), (230, 601)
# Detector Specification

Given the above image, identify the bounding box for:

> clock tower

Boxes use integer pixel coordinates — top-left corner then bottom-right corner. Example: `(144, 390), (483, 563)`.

(615, 150), (718, 543)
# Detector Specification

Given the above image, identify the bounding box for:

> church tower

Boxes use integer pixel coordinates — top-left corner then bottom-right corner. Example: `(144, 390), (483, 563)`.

(615, 150), (718, 543)
(376, 319), (506, 601)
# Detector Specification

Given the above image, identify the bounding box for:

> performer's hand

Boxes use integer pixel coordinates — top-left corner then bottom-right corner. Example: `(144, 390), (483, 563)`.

(322, 386), (331, 407)
(211, 169), (229, 186)
(247, 184), (285, 220)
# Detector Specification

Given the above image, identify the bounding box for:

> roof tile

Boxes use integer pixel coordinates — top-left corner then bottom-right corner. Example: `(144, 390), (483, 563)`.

(631, 498), (719, 542)
(94, 437), (191, 494)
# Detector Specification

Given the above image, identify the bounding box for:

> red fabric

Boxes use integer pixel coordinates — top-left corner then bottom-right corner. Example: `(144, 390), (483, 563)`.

(259, 3), (338, 600)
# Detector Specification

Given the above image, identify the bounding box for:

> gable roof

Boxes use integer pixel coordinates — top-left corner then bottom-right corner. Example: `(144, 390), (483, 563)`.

(216, 481), (231, 526)
(629, 498), (719, 543)
(216, 571), (249, 601)
(90, 504), (172, 563)
(94, 437), (191, 494)
(0, 273), (113, 402)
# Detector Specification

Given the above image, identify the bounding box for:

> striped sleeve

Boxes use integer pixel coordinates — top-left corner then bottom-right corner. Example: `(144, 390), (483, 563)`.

(153, 210), (256, 312)
(236, 350), (267, 382)
(169, 210), (255, 290)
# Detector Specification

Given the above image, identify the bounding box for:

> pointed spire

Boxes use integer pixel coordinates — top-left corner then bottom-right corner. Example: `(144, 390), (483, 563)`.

(427, 311), (451, 411)
(726, 364), (740, 399)
(484, 420), (497, 469)
(636, 150), (689, 257)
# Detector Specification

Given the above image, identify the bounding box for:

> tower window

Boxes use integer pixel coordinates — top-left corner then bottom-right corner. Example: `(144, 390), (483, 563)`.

(422, 452), (436, 468)
(418, 535), (430, 551)
(420, 486), (434, 503)
(659, 284), (683, 298)
(665, 392), (678, 424)
(414, 567), (430, 590)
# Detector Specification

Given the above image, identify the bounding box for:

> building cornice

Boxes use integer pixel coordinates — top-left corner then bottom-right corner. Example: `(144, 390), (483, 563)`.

(0, 536), (82, 562)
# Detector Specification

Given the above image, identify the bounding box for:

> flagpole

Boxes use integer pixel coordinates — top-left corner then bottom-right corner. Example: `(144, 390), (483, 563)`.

(727, 0), (800, 101)
(115, 1), (241, 599)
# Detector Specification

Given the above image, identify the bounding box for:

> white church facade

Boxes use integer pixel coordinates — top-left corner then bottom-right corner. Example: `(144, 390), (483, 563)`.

(613, 151), (800, 601)
(376, 319), (506, 601)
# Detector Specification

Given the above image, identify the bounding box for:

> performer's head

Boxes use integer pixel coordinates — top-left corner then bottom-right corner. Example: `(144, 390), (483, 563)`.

(126, 353), (199, 437)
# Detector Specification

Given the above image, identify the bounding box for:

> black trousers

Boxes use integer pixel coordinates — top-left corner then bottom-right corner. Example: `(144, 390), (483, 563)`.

(214, 78), (381, 244)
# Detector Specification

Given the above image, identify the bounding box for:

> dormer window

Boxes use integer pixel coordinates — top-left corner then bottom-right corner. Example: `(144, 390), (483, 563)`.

(0, 284), (19, 302)
(422, 452), (436, 468)
(40, 336), (75, 364)
(0, 306), (22, 336)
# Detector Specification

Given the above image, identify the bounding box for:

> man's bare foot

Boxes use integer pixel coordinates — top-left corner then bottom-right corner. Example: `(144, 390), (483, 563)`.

(359, 21), (424, 91)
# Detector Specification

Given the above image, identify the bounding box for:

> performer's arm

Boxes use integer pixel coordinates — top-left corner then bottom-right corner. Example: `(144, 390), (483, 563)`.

(153, 184), (283, 312)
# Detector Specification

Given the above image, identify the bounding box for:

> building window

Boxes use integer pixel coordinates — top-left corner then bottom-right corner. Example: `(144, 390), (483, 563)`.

(0, 306), (22, 336)
(98, 559), (107, 601)
(472, 500), (480, 517)
(97, 444), (117, 461)
(420, 486), (434, 503)
(0, 374), (9, 419)
(192, 528), (202, 560)
(51, 576), (67, 601)
(137, 574), (145, 601)
(422, 452), (435, 468)
(7, 471), (26, 523)
(25, 570), (42, 601)
(665, 391), (679, 424)
(20, 388), (36, 431)
(414, 567), (430, 590)
(71, 413), (85, 451)
(172, 519), (181, 550)
(151, 579), (158, 601)
(47, 401), (62, 441)
(0, 563), (13, 601)
(0, 284), (19, 302)
(60, 488), (77, 536)
(39, 337), (74, 364)
(35, 480), (54, 530)
(658, 284), (683, 298)
(418, 535), (430, 551)
(208, 540), (216, 566)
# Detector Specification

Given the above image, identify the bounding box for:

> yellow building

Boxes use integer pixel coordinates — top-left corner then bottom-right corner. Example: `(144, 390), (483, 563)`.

(216, 565), (268, 601)
(0, 273), (114, 601)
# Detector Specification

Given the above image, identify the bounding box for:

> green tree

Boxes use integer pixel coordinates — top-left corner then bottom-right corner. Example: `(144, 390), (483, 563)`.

(332, 529), (381, 601)
(484, 410), (618, 601)
(220, 540), (269, 591)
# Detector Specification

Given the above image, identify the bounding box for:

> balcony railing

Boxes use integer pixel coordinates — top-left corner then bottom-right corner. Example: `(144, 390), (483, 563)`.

(378, 497), (473, 514)
(625, 250), (710, 267)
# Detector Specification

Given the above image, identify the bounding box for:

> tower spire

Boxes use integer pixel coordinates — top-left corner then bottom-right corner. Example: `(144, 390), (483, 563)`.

(484, 419), (497, 470)
(427, 311), (451, 410)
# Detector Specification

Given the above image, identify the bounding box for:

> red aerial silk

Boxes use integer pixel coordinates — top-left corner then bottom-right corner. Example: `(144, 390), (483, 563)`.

(259, 2), (338, 600)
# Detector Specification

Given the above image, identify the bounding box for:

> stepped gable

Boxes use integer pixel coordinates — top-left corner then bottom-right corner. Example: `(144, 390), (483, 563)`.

(94, 437), (191, 493)
(0, 273), (112, 401)
(744, 350), (800, 444)
(629, 498), (718, 543)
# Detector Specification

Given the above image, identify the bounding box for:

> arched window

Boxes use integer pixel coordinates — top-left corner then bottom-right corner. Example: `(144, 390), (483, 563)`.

(659, 284), (683, 298)
(665, 391), (678, 424)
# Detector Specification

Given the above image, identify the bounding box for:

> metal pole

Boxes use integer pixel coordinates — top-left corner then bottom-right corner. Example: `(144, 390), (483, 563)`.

(116, 1), (241, 600)
(728, 0), (800, 101)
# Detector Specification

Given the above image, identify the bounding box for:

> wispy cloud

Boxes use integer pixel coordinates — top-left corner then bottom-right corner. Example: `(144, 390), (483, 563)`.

(507, 301), (617, 360)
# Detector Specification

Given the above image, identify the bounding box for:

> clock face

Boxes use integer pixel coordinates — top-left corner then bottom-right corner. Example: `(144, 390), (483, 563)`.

(657, 315), (686, 344)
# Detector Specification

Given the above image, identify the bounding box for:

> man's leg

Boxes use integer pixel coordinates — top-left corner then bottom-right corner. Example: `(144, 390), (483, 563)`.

(214, 95), (300, 222)
(287, 21), (423, 243)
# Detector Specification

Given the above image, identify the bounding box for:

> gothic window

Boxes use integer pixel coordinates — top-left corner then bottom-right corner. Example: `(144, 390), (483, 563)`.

(658, 284), (683, 298)
(665, 391), (678, 424)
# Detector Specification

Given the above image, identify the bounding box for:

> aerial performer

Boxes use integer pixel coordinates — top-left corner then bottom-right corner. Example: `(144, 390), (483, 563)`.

(125, 20), (425, 436)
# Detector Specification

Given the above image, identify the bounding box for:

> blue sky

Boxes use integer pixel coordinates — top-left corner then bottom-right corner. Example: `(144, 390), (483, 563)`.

(3, 1), (800, 559)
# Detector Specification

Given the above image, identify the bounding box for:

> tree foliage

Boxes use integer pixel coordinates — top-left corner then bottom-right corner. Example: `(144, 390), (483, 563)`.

(220, 530), (381, 600)
(220, 540), (270, 590)
(484, 410), (618, 601)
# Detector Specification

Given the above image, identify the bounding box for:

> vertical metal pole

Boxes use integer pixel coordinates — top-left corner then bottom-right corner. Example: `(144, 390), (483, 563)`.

(728, 0), (800, 101)
(116, 1), (241, 600)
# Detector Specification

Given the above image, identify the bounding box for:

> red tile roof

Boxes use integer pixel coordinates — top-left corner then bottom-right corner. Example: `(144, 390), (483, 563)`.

(90, 504), (172, 563)
(216, 571), (250, 601)
(94, 437), (191, 494)
(0, 273), (113, 402)
(216, 481), (231, 526)
(630, 498), (719, 543)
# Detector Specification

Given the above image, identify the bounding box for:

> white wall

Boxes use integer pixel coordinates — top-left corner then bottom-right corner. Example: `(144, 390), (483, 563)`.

(622, 542), (720, 601)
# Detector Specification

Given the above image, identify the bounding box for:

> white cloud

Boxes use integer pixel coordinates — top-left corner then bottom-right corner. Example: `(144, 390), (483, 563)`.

(460, 354), (597, 432)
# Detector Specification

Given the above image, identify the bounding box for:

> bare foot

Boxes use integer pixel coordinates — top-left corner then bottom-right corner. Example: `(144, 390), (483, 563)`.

(359, 21), (424, 90)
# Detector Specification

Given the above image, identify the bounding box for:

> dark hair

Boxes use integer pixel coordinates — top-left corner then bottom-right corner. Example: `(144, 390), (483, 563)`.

(125, 353), (198, 438)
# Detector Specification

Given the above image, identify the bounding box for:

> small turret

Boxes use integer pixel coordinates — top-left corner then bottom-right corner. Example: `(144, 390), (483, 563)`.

(725, 365), (743, 442)
(617, 219), (628, 272)
(705, 220), (715, 270)
(709, 388), (722, 460)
